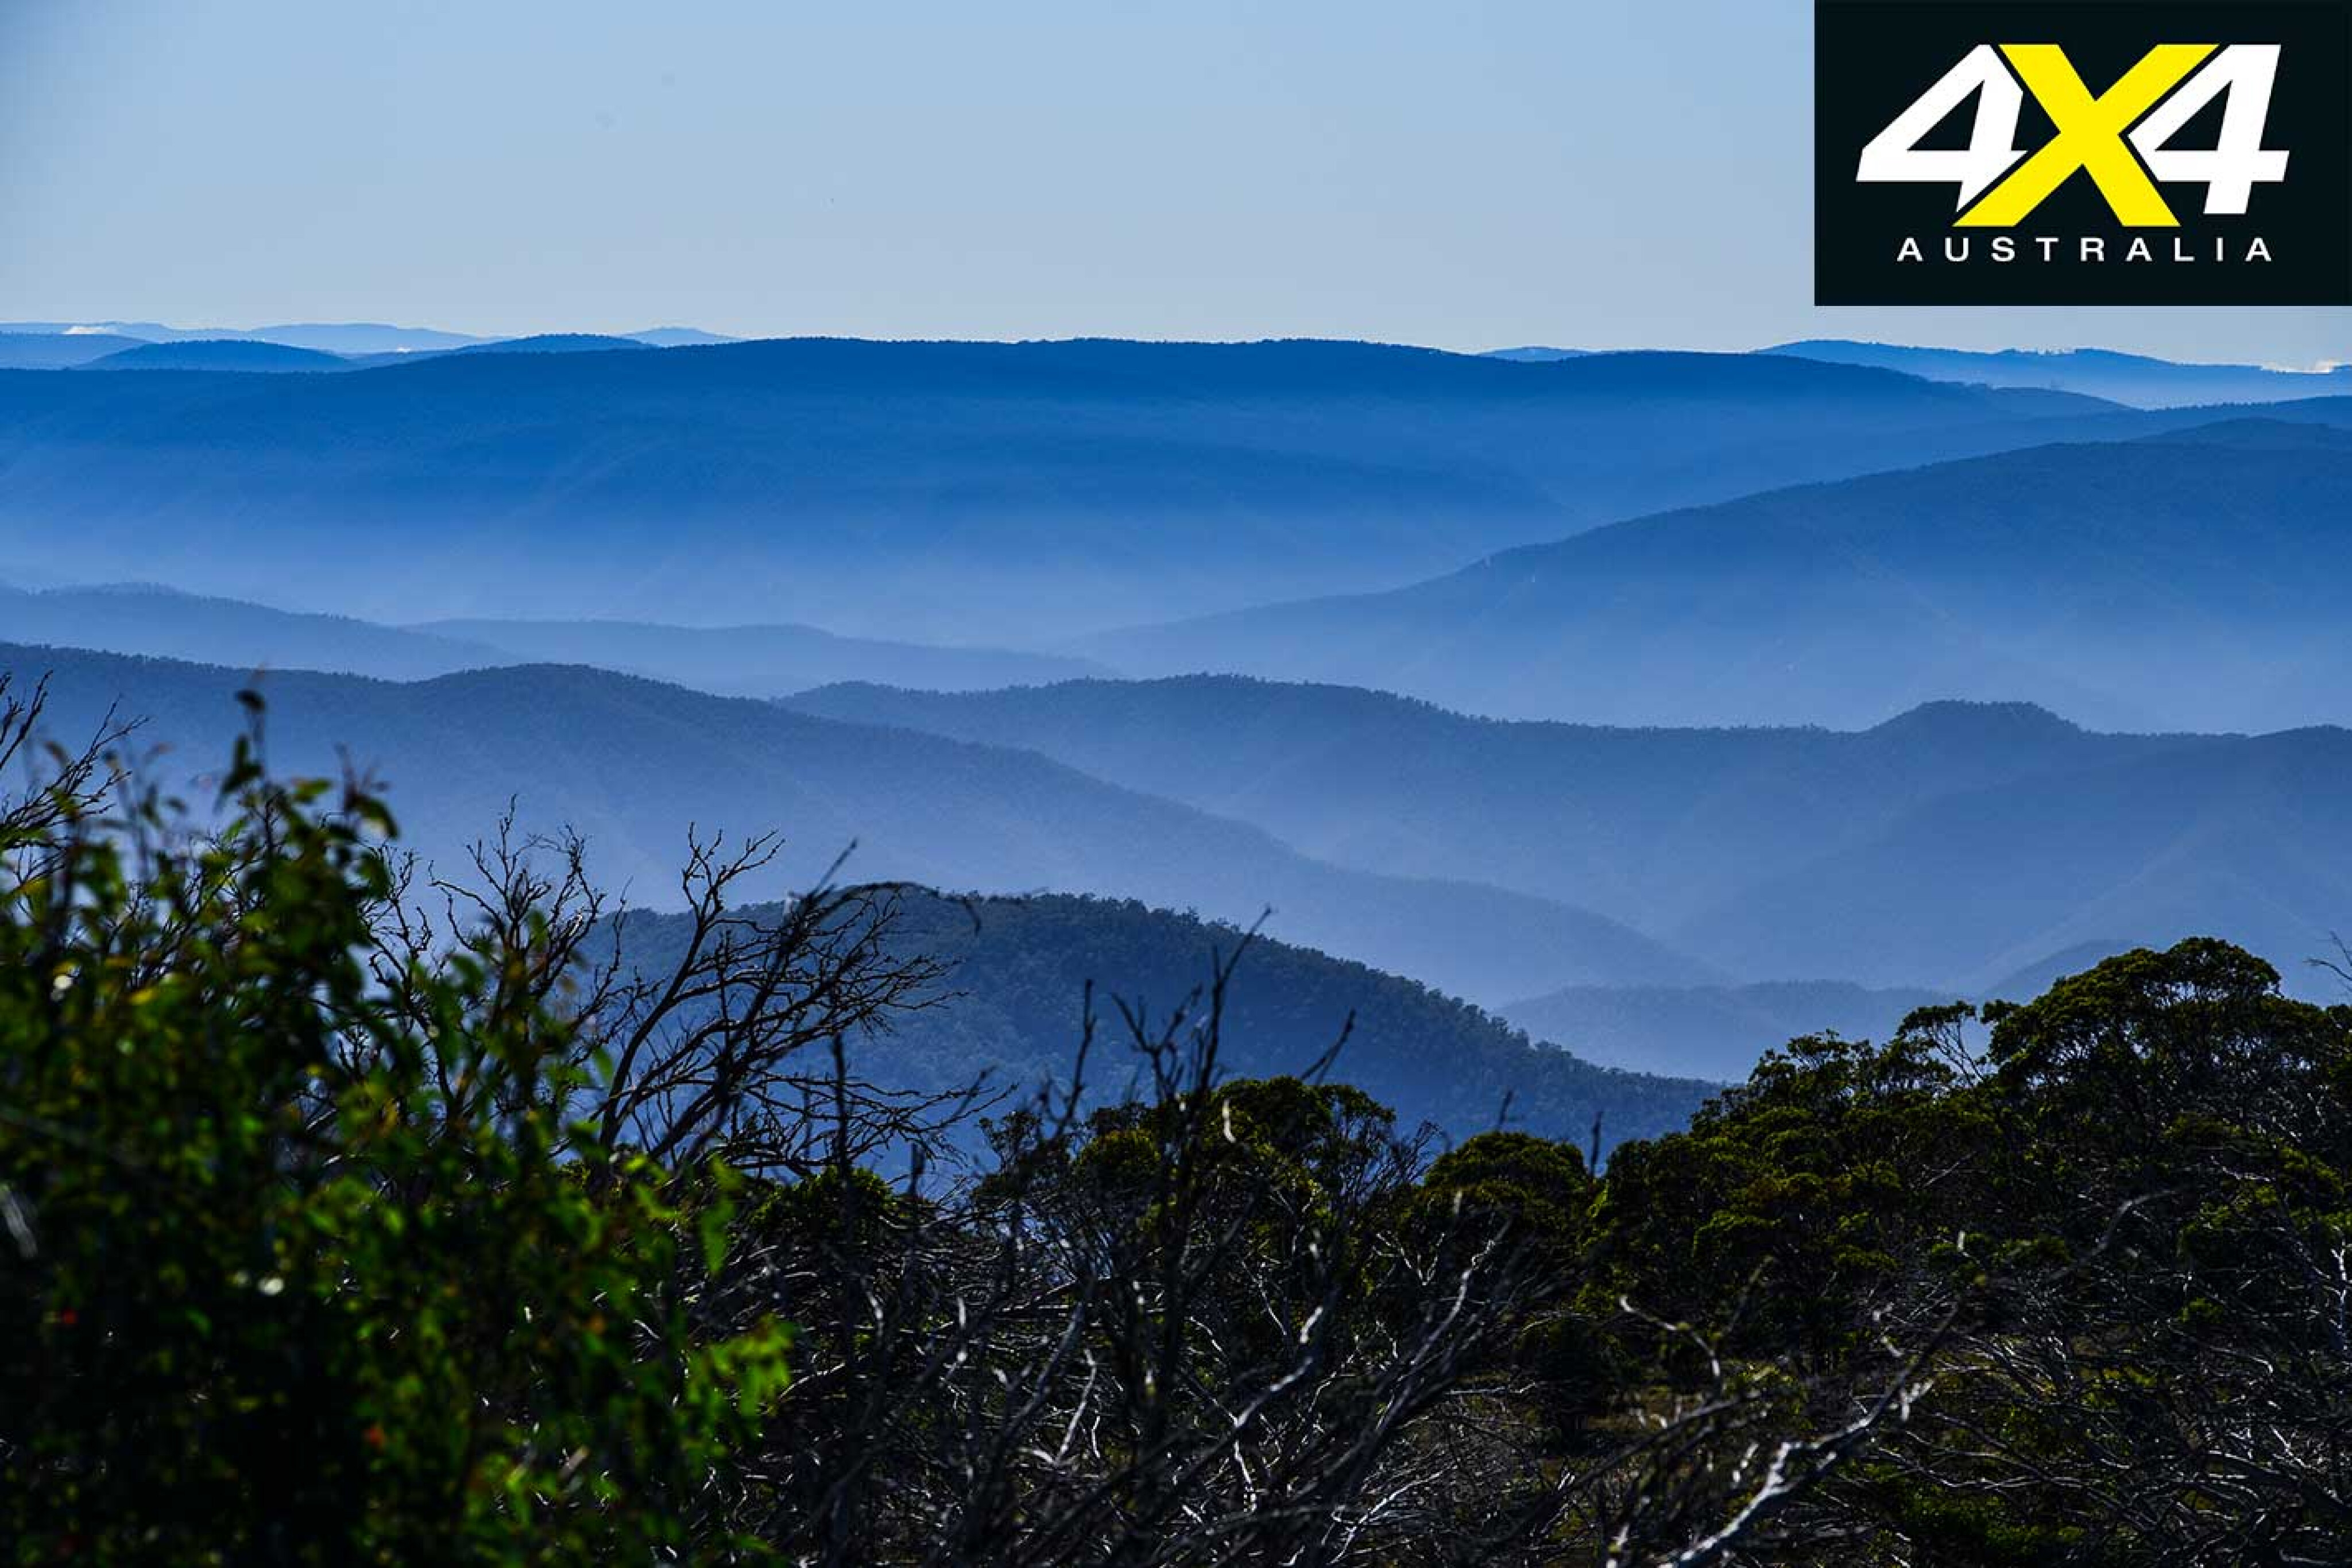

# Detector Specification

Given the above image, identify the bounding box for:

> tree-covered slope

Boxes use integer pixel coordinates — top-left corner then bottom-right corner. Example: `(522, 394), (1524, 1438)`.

(616, 889), (1717, 1151)
(81, 339), (349, 373)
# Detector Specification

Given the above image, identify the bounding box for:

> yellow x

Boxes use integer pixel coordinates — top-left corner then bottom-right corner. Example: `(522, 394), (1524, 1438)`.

(1959, 43), (2215, 227)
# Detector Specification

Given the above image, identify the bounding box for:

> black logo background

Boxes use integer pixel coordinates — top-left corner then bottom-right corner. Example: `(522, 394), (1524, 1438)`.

(1816, 0), (2352, 304)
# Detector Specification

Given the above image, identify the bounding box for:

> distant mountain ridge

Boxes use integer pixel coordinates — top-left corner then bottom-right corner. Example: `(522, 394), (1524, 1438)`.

(0, 320), (492, 354)
(1482, 346), (1591, 361)
(0, 322), (739, 368)
(782, 679), (2352, 998)
(0, 642), (1706, 1007)
(0, 583), (504, 678)
(0, 320), (736, 353)
(0, 338), (2128, 640)
(16, 323), (2334, 404)
(0, 332), (149, 369)
(1766, 340), (2352, 409)
(2138, 416), (2352, 453)
(416, 616), (1104, 695)
(1081, 416), (2352, 732)
(446, 334), (655, 357)
(0, 582), (1104, 695)
(81, 340), (349, 373)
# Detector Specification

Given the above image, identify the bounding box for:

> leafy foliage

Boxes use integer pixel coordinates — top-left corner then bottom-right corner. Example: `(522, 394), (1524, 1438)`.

(0, 684), (790, 1562)
(1587, 944), (2352, 1562)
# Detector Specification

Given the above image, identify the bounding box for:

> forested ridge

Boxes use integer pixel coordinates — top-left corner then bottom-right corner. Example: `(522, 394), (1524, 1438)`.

(5, 684), (2349, 1565)
(614, 889), (1715, 1151)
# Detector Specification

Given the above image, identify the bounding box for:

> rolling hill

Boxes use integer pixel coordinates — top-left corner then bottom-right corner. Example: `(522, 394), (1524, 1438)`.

(779, 680), (2188, 928)
(0, 642), (1704, 1006)
(2132, 416), (2352, 454)
(1082, 424), (2352, 732)
(614, 890), (1718, 1152)
(417, 617), (1102, 695)
(443, 334), (654, 356)
(0, 583), (1101, 695)
(1673, 724), (2352, 990)
(0, 338), (2123, 641)
(783, 680), (2352, 998)
(80, 340), (350, 373)
(0, 583), (505, 678)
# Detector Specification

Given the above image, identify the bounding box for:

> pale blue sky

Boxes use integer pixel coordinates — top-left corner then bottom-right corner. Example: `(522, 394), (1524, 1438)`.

(2, 0), (2345, 364)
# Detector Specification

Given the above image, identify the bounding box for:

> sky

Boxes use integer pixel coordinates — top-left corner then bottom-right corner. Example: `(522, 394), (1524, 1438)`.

(1, 0), (2345, 366)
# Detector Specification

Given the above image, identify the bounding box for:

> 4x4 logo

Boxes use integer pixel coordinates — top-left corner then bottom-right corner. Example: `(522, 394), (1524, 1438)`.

(1859, 44), (2287, 225)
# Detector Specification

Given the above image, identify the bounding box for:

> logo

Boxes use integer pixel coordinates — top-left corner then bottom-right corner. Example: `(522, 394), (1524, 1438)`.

(1816, 2), (2352, 304)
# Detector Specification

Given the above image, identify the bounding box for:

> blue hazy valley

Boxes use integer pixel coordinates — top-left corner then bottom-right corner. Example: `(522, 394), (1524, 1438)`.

(5, 325), (2350, 1106)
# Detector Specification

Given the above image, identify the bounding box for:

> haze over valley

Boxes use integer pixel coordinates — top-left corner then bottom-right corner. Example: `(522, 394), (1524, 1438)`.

(0, 336), (2137, 640)
(6, 323), (2350, 1095)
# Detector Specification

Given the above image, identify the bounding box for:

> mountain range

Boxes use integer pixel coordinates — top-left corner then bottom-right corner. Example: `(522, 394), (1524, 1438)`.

(0, 320), (740, 354)
(13, 592), (2347, 1020)
(782, 678), (2352, 997)
(1084, 416), (2352, 731)
(0, 339), (2125, 641)
(412, 617), (1101, 695)
(7, 328), (2348, 1092)
(13, 320), (2324, 408)
(0, 321), (494, 354)
(0, 583), (1098, 694)
(2, 642), (1701, 1008)
(1765, 340), (2352, 409)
